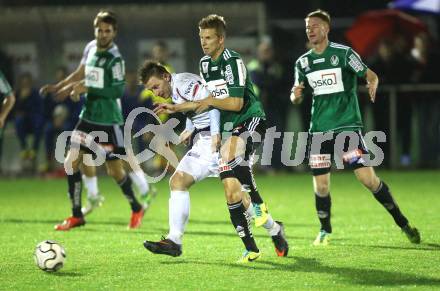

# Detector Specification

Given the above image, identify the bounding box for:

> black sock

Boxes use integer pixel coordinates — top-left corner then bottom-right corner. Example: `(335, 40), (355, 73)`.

(67, 171), (83, 218)
(372, 181), (408, 228)
(228, 201), (259, 252)
(232, 159), (264, 204)
(119, 176), (142, 212)
(315, 193), (332, 233)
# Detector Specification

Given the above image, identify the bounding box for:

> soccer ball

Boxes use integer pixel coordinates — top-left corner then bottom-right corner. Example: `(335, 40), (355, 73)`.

(34, 240), (66, 272)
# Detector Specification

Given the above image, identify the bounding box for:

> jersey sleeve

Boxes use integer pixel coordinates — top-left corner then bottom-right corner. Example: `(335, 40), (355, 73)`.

(223, 57), (247, 98)
(293, 60), (307, 87)
(80, 41), (93, 65)
(345, 48), (368, 77)
(0, 71), (12, 96)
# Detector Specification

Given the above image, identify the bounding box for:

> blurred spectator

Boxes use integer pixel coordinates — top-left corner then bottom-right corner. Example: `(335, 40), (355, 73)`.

(410, 33), (440, 167)
(43, 67), (83, 172)
(14, 72), (44, 170)
(248, 38), (290, 171)
(152, 40), (174, 73)
(368, 38), (416, 166)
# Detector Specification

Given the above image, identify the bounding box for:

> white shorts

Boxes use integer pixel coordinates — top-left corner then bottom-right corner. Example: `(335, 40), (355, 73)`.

(176, 135), (219, 182)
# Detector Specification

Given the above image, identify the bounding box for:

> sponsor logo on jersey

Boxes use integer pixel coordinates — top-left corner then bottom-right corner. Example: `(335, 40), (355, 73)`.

(85, 66), (104, 88)
(207, 80), (229, 99)
(211, 66), (218, 71)
(306, 68), (344, 96)
(348, 54), (364, 72)
(313, 58), (325, 64)
(300, 57), (309, 69)
(330, 55), (339, 66)
(184, 81), (197, 97)
(225, 64), (234, 85)
(112, 62), (124, 81)
(202, 62), (209, 74)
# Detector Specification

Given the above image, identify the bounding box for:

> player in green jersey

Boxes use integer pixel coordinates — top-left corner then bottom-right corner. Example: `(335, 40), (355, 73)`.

(291, 9), (420, 246)
(0, 69), (16, 159)
(0, 70), (15, 130)
(40, 11), (150, 231)
(195, 14), (288, 262)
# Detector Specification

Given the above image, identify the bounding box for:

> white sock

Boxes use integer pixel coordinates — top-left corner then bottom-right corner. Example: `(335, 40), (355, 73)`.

(263, 214), (281, 236)
(128, 170), (149, 195)
(166, 190), (190, 245)
(82, 175), (99, 199)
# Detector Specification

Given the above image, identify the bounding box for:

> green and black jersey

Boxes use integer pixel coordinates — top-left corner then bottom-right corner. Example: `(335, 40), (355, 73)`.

(80, 40), (125, 125)
(294, 42), (368, 133)
(199, 48), (265, 130)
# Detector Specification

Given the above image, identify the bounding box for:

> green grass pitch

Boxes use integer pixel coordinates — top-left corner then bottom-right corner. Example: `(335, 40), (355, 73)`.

(1, 171), (439, 290)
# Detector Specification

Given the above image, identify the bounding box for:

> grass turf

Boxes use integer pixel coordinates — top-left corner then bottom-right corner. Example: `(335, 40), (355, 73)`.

(0, 171), (439, 290)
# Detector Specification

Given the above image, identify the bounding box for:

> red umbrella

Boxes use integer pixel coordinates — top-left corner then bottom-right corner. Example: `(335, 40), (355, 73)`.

(345, 9), (428, 57)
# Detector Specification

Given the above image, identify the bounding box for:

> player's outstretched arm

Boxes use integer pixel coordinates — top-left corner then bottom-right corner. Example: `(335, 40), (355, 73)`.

(154, 102), (199, 115)
(40, 64), (85, 99)
(365, 69), (379, 103)
(195, 95), (243, 113)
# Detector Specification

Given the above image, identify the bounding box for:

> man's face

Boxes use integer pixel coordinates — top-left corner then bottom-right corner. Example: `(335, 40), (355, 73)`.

(145, 75), (171, 98)
(94, 21), (116, 49)
(199, 28), (224, 58)
(305, 17), (329, 45)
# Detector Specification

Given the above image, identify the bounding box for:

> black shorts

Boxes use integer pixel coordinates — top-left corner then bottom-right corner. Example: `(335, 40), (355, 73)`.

(231, 117), (266, 161)
(70, 119), (126, 161)
(306, 130), (369, 176)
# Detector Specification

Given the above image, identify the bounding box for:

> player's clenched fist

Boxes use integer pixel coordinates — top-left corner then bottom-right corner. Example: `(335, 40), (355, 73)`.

(290, 81), (305, 104)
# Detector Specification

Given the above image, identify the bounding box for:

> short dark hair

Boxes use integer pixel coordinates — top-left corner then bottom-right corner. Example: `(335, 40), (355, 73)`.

(94, 10), (118, 30)
(306, 9), (331, 26)
(198, 14), (226, 37)
(138, 60), (169, 84)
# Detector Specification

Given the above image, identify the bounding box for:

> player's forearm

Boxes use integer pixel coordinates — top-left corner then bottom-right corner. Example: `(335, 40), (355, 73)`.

(209, 96), (243, 112)
(55, 67), (85, 91)
(174, 102), (199, 113)
(290, 91), (301, 104)
(366, 69), (379, 87)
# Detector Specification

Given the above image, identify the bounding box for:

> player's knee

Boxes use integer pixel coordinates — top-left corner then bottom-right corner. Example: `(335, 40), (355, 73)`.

(222, 178), (241, 202)
(314, 181), (330, 196)
(64, 156), (80, 172)
(106, 166), (124, 181)
(169, 171), (188, 191)
(358, 175), (380, 191)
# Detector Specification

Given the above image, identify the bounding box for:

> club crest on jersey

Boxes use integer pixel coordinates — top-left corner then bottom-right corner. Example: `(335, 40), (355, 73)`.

(330, 55), (339, 66)
(98, 58), (106, 66)
(202, 62), (209, 74)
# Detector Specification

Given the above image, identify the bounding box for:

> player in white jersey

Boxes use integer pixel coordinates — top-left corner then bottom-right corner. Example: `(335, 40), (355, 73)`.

(139, 61), (288, 258)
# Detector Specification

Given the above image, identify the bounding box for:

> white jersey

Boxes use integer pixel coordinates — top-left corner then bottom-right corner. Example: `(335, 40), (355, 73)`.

(170, 73), (220, 134)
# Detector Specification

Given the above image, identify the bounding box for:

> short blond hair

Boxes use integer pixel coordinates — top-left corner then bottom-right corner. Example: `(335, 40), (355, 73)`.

(198, 14), (227, 37)
(306, 9), (331, 27)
